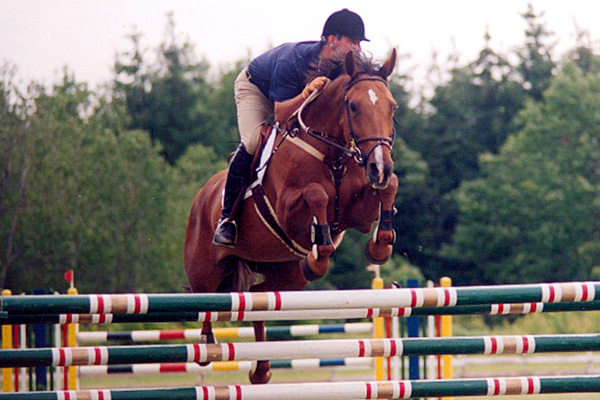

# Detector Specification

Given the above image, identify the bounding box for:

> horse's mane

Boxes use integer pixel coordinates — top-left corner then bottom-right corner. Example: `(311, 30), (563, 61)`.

(305, 51), (383, 84)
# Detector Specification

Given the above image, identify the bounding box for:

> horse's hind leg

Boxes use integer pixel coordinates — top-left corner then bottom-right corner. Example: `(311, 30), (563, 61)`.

(185, 248), (234, 366)
(248, 321), (271, 384)
(247, 261), (308, 384)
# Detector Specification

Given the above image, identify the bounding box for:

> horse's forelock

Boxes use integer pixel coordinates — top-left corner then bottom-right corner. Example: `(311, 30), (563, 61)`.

(350, 52), (382, 76)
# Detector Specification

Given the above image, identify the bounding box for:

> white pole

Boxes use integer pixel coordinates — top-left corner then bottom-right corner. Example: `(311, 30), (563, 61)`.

(390, 282), (401, 380)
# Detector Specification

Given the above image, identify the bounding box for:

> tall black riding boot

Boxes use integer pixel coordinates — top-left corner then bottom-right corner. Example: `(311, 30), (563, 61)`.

(213, 144), (254, 247)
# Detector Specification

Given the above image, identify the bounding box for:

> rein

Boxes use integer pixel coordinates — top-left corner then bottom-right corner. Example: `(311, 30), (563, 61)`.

(295, 75), (396, 168)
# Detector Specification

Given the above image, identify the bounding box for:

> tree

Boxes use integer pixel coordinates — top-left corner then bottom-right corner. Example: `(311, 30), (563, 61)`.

(0, 64), (29, 289)
(398, 31), (525, 282)
(114, 13), (215, 164)
(567, 24), (599, 75)
(444, 61), (600, 284)
(198, 61), (247, 158)
(516, 3), (557, 102)
(0, 69), (192, 293)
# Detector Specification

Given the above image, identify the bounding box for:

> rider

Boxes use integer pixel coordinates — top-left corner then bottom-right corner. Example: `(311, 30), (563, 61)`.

(213, 8), (369, 247)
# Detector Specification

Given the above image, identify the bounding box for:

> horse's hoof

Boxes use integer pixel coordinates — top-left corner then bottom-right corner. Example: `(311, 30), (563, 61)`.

(365, 239), (392, 265)
(249, 361), (271, 384)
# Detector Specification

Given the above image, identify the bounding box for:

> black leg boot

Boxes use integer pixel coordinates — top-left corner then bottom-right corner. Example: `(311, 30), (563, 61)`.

(213, 144), (254, 247)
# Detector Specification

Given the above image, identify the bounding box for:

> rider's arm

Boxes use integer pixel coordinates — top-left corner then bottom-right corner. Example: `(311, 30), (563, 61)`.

(274, 76), (330, 125)
(274, 95), (306, 125)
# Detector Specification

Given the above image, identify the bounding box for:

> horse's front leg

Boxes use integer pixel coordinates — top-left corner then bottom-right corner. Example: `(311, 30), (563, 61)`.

(248, 321), (271, 384)
(366, 174), (399, 264)
(301, 182), (335, 280)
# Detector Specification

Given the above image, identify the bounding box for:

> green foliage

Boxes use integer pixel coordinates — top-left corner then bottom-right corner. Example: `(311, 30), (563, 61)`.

(1, 69), (189, 293)
(517, 4), (557, 102)
(444, 61), (600, 284)
(0, 64), (28, 289)
(198, 62), (247, 158)
(399, 30), (526, 282)
(114, 14), (241, 164)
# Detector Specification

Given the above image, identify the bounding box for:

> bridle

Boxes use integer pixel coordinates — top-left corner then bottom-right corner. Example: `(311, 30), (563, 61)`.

(294, 74), (397, 168)
(344, 76), (396, 167)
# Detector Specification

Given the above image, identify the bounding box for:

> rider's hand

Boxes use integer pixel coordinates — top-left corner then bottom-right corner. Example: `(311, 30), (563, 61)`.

(302, 76), (330, 99)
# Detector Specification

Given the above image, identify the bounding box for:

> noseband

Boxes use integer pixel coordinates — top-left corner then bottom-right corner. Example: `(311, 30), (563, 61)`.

(295, 75), (396, 168)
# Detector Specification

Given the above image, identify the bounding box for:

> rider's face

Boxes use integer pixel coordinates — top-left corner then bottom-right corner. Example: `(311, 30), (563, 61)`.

(335, 36), (362, 53)
(328, 35), (362, 60)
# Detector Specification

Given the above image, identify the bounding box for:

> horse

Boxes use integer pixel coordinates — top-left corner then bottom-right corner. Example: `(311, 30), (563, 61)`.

(184, 49), (399, 384)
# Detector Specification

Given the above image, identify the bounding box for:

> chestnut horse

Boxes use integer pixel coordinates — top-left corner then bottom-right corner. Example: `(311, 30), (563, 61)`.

(184, 50), (398, 384)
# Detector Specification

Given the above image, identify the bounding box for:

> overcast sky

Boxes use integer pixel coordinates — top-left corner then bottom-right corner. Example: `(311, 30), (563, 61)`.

(2, 0), (599, 89)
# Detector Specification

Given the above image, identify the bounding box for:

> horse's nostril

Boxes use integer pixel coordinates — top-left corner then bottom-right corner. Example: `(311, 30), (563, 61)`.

(367, 162), (378, 175)
(367, 162), (382, 182)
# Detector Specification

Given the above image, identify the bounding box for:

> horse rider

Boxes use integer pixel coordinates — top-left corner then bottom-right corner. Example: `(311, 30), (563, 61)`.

(213, 8), (370, 247)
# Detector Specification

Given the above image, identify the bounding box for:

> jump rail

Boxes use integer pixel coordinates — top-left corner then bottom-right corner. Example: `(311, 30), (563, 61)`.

(3, 300), (600, 325)
(79, 358), (374, 376)
(77, 322), (373, 342)
(1, 282), (597, 315)
(1, 376), (599, 399)
(2, 334), (600, 368)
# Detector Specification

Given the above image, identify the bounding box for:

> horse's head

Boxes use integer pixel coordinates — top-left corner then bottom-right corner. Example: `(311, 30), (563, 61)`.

(341, 49), (397, 189)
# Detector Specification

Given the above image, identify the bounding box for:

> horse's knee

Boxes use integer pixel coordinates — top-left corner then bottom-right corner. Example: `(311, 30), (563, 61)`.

(302, 183), (329, 220)
(380, 173), (399, 204)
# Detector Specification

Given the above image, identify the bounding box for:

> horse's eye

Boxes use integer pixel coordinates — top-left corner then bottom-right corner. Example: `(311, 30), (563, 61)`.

(349, 102), (359, 115)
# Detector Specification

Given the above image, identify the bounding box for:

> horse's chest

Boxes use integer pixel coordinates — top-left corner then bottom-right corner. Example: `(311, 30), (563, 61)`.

(337, 178), (380, 224)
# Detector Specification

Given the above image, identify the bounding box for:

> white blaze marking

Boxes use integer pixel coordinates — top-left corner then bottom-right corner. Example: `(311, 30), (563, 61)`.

(375, 146), (384, 181)
(368, 89), (379, 105)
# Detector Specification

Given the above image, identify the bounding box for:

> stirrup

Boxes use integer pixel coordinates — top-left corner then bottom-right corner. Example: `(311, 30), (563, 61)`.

(212, 218), (238, 248)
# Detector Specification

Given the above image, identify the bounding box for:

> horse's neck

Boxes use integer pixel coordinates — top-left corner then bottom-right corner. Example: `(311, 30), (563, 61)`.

(301, 86), (346, 146)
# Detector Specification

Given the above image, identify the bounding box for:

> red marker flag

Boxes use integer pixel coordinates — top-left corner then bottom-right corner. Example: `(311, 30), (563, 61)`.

(64, 269), (74, 283)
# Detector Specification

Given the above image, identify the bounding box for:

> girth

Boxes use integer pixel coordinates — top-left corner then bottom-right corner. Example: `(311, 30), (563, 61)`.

(251, 185), (311, 258)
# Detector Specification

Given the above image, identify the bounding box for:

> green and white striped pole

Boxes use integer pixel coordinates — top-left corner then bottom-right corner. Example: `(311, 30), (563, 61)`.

(1, 376), (599, 399)
(1, 282), (597, 315)
(1, 334), (600, 368)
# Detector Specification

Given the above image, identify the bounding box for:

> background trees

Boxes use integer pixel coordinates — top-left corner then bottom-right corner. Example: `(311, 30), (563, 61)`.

(444, 61), (600, 284)
(2, 5), (600, 293)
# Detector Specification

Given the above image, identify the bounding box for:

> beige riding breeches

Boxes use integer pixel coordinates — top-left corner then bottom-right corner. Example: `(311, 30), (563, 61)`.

(234, 68), (274, 154)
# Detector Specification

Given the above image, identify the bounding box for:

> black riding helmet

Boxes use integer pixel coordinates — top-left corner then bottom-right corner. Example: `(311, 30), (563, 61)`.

(322, 9), (369, 42)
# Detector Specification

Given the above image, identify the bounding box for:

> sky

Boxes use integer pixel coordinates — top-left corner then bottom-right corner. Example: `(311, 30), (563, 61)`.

(1, 0), (600, 90)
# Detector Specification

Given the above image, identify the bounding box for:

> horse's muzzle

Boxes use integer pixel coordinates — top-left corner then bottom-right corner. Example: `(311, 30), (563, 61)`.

(366, 159), (393, 189)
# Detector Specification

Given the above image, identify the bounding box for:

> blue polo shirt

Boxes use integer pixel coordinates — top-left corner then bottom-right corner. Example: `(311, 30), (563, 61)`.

(247, 41), (323, 102)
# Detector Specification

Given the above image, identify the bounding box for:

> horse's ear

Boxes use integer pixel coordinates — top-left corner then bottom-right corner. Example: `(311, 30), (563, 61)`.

(344, 51), (357, 78)
(378, 48), (397, 80)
